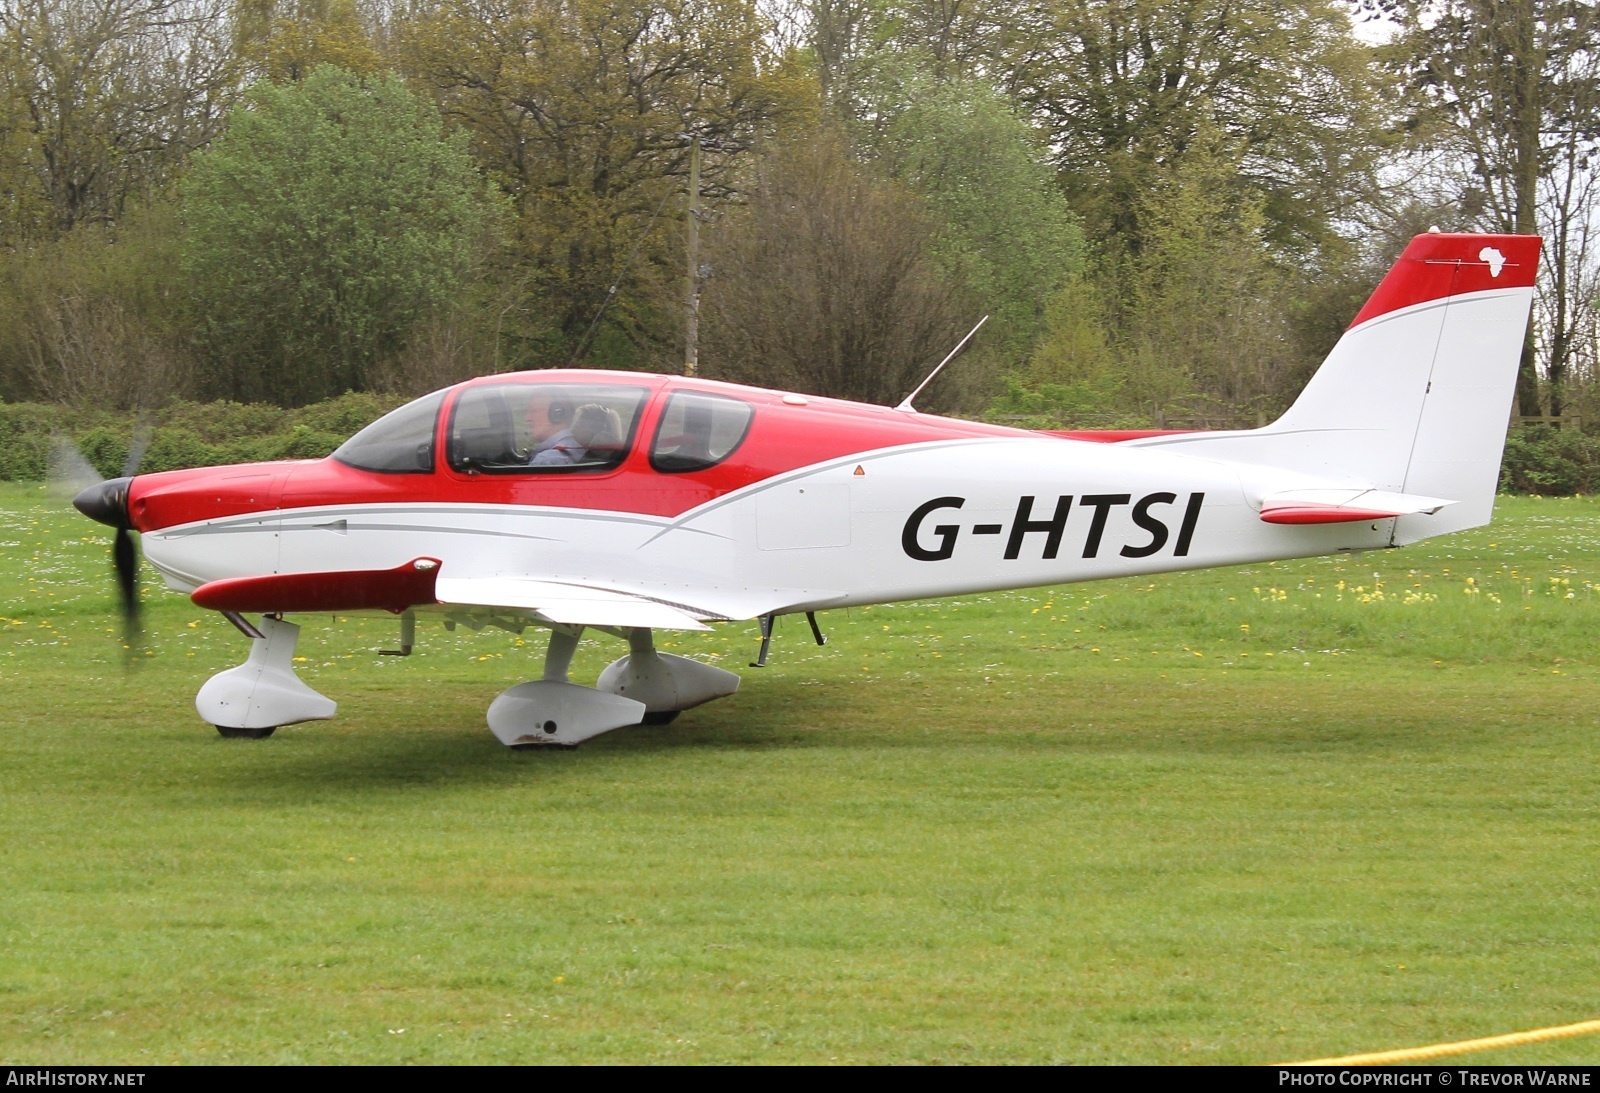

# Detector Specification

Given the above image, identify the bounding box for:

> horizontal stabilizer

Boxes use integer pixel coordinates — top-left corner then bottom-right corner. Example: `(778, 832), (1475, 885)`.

(1259, 489), (1454, 525)
(435, 576), (718, 631)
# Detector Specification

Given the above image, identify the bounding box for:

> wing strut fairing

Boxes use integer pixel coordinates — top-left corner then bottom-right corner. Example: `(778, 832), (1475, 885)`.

(191, 558), (442, 614)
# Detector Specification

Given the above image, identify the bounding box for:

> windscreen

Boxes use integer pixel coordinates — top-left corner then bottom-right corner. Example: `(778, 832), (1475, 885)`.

(331, 390), (445, 474)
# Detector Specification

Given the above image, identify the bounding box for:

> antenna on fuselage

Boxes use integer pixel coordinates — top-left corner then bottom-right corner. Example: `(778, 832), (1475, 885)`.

(894, 315), (989, 413)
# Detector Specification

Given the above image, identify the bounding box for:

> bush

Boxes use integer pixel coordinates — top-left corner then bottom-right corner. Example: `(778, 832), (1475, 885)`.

(76, 426), (137, 479)
(1499, 426), (1600, 495)
(293, 392), (394, 437)
(159, 400), (288, 444)
(256, 425), (348, 461)
(10, 392), (1587, 496)
(0, 392), (407, 481)
(139, 428), (222, 474)
(0, 403), (76, 481)
(981, 373), (1152, 431)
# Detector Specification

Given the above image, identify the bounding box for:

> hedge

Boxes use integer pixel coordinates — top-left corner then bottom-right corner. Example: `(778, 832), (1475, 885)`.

(3, 394), (1594, 495)
(0, 392), (404, 482)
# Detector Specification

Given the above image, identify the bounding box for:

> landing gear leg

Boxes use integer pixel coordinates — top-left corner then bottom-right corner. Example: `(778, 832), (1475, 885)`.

(195, 615), (336, 736)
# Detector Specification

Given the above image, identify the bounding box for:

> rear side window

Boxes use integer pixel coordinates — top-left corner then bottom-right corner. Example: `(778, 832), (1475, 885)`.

(331, 390), (445, 473)
(650, 391), (754, 473)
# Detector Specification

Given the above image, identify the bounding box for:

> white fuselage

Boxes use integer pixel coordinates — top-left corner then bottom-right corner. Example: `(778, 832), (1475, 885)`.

(142, 436), (1398, 623)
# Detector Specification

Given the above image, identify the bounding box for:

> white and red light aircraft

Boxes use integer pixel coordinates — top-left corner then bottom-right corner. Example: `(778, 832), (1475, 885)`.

(73, 231), (1540, 747)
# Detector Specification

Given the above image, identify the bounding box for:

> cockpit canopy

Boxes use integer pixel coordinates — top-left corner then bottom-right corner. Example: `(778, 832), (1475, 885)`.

(331, 377), (757, 476)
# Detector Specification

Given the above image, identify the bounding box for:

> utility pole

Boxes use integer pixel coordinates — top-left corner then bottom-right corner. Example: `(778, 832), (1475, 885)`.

(684, 134), (701, 377)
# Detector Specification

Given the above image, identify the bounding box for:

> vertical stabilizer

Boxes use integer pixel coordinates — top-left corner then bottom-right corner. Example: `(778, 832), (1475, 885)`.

(1127, 233), (1540, 544)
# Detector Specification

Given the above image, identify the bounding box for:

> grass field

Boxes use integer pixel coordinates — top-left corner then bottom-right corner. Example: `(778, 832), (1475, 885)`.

(2, 480), (1599, 1064)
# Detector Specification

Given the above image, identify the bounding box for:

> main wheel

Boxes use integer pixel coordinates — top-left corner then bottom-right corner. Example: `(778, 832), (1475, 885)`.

(641, 710), (680, 726)
(215, 725), (276, 739)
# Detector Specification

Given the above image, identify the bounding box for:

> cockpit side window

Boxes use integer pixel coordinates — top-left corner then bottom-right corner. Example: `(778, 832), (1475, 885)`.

(649, 391), (754, 473)
(446, 383), (648, 474)
(331, 389), (445, 473)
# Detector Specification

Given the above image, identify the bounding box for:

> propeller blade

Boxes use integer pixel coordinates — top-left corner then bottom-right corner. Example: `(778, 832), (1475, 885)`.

(56, 421), (149, 662)
(113, 526), (142, 655)
(122, 417), (151, 478)
(47, 435), (103, 500)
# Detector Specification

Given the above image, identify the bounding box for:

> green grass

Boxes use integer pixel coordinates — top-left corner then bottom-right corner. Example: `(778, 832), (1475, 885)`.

(2, 482), (1600, 1064)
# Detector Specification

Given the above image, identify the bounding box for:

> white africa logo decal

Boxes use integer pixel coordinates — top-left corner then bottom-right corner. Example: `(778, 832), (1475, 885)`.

(1479, 246), (1507, 277)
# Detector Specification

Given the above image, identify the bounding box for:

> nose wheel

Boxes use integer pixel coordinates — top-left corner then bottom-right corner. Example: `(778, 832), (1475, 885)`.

(196, 615), (337, 735)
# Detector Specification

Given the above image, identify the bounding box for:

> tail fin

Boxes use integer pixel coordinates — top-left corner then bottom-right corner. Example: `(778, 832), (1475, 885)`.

(1133, 232), (1541, 543)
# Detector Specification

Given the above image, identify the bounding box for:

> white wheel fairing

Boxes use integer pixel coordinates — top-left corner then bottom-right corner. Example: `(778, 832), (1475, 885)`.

(195, 616), (336, 730)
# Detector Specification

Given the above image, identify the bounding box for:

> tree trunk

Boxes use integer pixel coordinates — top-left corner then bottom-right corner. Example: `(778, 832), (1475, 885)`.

(1510, 0), (1543, 416)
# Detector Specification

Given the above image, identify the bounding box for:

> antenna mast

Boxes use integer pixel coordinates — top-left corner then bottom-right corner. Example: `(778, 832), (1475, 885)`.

(894, 315), (989, 413)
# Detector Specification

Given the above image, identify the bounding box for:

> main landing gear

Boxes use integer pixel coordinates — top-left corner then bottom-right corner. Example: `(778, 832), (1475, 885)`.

(193, 615), (739, 748)
(489, 626), (739, 748)
(195, 614), (337, 738)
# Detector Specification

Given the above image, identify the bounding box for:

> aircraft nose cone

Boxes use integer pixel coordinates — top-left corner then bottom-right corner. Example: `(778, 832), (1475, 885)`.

(73, 476), (133, 530)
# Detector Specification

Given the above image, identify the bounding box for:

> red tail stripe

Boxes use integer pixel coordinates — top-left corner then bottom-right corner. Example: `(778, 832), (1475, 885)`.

(1349, 233), (1541, 330)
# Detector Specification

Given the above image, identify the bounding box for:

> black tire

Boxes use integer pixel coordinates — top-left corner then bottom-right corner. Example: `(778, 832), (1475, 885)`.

(641, 710), (680, 726)
(216, 725), (276, 739)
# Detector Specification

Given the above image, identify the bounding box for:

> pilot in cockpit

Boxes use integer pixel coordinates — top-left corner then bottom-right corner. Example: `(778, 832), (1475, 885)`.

(525, 391), (580, 465)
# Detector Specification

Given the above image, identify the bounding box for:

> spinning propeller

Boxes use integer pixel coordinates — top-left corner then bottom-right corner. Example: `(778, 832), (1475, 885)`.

(53, 430), (150, 655)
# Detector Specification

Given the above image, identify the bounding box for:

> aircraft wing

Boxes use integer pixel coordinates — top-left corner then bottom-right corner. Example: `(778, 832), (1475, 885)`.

(188, 560), (837, 631)
(434, 576), (721, 631)
(1258, 488), (1455, 525)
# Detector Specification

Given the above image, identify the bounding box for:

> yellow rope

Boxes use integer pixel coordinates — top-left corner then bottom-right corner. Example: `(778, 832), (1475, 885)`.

(1284, 1017), (1600, 1066)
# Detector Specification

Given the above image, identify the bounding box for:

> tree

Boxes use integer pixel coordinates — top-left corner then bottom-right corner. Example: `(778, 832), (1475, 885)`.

(874, 77), (1085, 372)
(1383, 0), (1600, 415)
(770, 0), (1386, 422)
(401, 0), (788, 365)
(1121, 134), (1313, 422)
(781, 0), (1029, 117)
(232, 0), (388, 84)
(1536, 87), (1600, 419)
(181, 65), (498, 405)
(1011, 126), (1317, 429)
(700, 131), (972, 407)
(1009, 0), (1386, 260)
(0, 0), (236, 239)
(0, 198), (192, 407)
